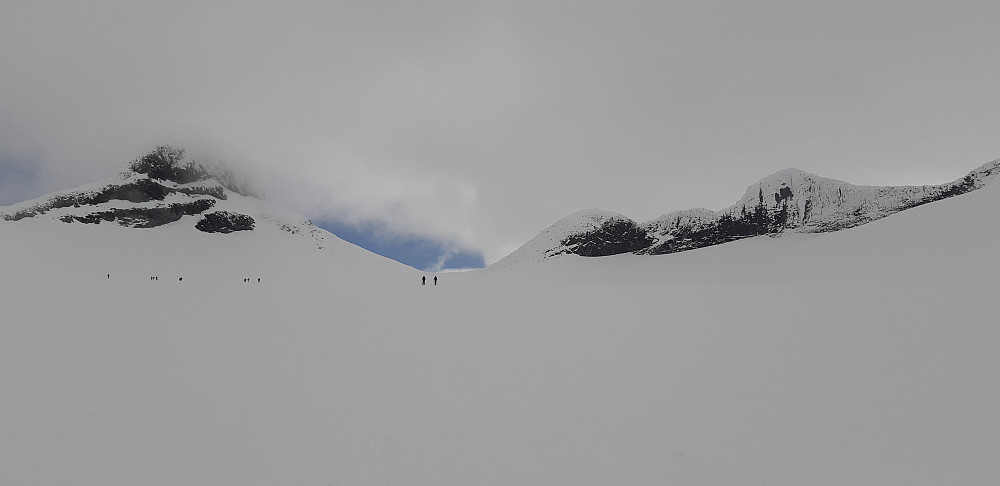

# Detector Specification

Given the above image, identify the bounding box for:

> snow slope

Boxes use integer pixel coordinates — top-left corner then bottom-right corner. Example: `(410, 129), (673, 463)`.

(2, 163), (999, 484)
(501, 158), (1000, 263)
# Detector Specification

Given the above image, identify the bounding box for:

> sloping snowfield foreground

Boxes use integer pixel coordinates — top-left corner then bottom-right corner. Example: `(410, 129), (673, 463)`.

(2, 185), (999, 485)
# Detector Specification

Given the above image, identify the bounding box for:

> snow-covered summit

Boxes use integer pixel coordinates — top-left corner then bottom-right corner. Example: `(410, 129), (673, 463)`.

(500, 158), (1000, 264)
(3, 149), (1000, 485)
(721, 160), (999, 234)
(0, 145), (327, 243)
(0, 145), (418, 285)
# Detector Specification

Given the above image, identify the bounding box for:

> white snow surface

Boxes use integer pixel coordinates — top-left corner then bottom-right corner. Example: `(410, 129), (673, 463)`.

(718, 159), (1000, 232)
(2, 181), (1000, 485)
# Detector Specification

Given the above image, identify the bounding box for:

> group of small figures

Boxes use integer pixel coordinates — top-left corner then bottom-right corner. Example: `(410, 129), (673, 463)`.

(105, 274), (260, 283)
(421, 275), (438, 286)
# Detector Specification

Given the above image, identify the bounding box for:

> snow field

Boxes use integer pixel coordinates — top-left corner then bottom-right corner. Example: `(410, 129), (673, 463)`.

(1, 183), (999, 485)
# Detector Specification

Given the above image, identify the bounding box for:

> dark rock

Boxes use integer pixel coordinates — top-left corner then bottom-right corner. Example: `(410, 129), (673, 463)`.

(4, 178), (228, 222)
(61, 199), (216, 228)
(561, 219), (653, 257)
(176, 184), (227, 200)
(195, 211), (255, 233)
(774, 186), (793, 204)
(3, 209), (39, 221)
(129, 146), (209, 184)
(82, 179), (169, 204)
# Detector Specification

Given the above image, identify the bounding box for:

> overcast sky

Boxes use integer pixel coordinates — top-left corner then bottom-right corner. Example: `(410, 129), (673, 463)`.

(2, 0), (998, 266)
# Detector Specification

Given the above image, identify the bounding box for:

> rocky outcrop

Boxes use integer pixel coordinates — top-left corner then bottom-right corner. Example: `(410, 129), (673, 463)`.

(1, 146), (256, 233)
(497, 209), (647, 265)
(641, 159), (1000, 255)
(129, 146), (211, 184)
(2, 179), (227, 222)
(59, 200), (217, 228)
(128, 145), (259, 197)
(195, 211), (255, 233)
(560, 217), (652, 257)
(0, 146), (337, 249)
(499, 158), (1000, 264)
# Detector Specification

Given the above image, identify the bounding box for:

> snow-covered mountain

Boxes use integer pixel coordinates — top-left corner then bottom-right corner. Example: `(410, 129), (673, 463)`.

(1, 145), (324, 241)
(2, 148), (999, 484)
(0, 145), (415, 285)
(499, 158), (1000, 265)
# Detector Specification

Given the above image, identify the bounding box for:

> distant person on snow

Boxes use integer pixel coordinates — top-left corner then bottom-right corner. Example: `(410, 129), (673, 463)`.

(434, 276), (438, 285)
(422, 276), (426, 285)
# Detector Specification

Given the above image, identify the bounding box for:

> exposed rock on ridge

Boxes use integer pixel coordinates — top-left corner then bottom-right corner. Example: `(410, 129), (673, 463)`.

(1, 146), (256, 233)
(195, 211), (256, 233)
(129, 145), (260, 198)
(499, 158), (1000, 264)
(59, 200), (216, 228)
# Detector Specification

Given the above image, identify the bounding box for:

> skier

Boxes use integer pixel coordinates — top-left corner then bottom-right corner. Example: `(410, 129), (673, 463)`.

(434, 276), (438, 286)
(422, 276), (426, 285)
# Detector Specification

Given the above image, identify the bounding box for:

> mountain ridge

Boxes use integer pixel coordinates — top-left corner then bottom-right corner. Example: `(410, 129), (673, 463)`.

(0, 145), (331, 249)
(498, 158), (1000, 265)
(6, 147), (998, 269)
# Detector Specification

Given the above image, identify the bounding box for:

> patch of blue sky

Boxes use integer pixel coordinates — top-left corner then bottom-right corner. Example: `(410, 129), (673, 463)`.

(313, 218), (485, 272)
(0, 155), (41, 206)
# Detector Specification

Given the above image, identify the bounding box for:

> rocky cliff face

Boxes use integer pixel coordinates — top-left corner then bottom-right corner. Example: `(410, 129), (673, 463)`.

(497, 210), (639, 264)
(1, 146), (273, 235)
(643, 160), (999, 255)
(499, 158), (1000, 264)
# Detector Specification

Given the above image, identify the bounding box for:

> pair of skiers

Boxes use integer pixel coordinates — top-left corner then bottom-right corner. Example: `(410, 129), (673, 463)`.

(421, 275), (438, 286)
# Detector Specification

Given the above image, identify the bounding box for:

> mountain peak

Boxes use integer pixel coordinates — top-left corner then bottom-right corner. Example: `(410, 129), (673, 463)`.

(128, 145), (208, 184)
(0, 146), (322, 244)
(499, 158), (1000, 264)
(763, 167), (812, 179)
(125, 145), (260, 198)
